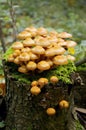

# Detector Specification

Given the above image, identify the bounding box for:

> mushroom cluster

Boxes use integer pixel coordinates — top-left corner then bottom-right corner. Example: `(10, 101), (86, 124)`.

(8, 26), (77, 74)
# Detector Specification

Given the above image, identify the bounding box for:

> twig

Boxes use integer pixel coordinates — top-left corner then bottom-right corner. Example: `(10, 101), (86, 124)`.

(0, 20), (6, 53)
(7, 0), (17, 41)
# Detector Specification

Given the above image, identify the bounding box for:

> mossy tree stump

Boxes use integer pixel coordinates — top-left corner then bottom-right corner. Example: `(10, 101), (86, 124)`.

(4, 70), (76, 130)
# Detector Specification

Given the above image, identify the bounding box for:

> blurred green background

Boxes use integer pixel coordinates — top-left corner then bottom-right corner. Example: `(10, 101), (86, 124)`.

(0, 0), (86, 74)
(0, 0), (86, 42)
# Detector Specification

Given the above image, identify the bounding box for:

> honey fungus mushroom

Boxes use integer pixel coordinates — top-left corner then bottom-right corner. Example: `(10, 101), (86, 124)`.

(31, 81), (38, 87)
(58, 32), (72, 38)
(50, 76), (59, 84)
(59, 100), (69, 108)
(18, 65), (28, 73)
(31, 46), (45, 55)
(45, 46), (65, 57)
(23, 38), (35, 47)
(30, 86), (41, 95)
(37, 27), (48, 36)
(26, 61), (37, 71)
(46, 108), (56, 115)
(12, 42), (23, 50)
(66, 40), (77, 48)
(67, 55), (76, 61)
(53, 55), (68, 65)
(17, 31), (32, 40)
(25, 26), (37, 37)
(19, 52), (30, 62)
(37, 61), (50, 71)
(38, 78), (48, 88)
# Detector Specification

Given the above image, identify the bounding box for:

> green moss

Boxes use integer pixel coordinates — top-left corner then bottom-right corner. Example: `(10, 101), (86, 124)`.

(6, 61), (76, 85)
(3, 47), (14, 60)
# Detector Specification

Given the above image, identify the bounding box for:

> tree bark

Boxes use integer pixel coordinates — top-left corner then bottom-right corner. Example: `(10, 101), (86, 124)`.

(4, 66), (86, 130)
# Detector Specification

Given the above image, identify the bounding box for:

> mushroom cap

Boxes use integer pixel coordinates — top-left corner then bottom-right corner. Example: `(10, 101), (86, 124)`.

(29, 52), (39, 61)
(13, 50), (21, 57)
(31, 81), (38, 87)
(21, 47), (31, 53)
(37, 60), (50, 71)
(31, 46), (45, 55)
(36, 37), (51, 48)
(23, 38), (35, 47)
(59, 100), (69, 108)
(53, 55), (68, 65)
(37, 27), (47, 36)
(8, 54), (14, 62)
(38, 78), (48, 88)
(12, 42), (23, 50)
(25, 26), (37, 37)
(14, 56), (20, 64)
(18, 65), (28, 73)
(66, 40), (77, 48)
(26, 61), (37, 71)
(50, 76), (59, 83)
(30, 86), (41, 95)
(17, 31), (32, 40)
(66, 55), (76, 61)
(45, 46), (65, 57)
(46, 108), (56, 115)
(57, 41), (67, 48)
(58, 32), (72, 38)
(46, 59), (53, 67)
(19, 52), (30, 62)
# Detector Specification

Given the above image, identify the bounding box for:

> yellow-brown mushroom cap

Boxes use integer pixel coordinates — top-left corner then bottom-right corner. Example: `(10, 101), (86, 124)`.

(53, 55), (68, 65)
(18, 65), (28, 73)
(30, 86), (41, 95)
(31, 46), (45, 55)
(12, 42), (23, 50)
(46, 108), (56, 115)
(37, 60), (50, 71)
(59, 100), (69, 108)
(26, 61), (37, 71)
(50, 76), (59, 83)
(23, 38), (35, 47)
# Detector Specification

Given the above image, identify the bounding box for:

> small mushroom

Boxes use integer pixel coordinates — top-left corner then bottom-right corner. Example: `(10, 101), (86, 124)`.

(12, 42), (23, 50)
(37, 27), (47, 36)
(19, 52), (30, 62)
(50, 76), (59, 84)
(66, 40), (77, 48)
(30, 86), (41, 95)
(45, 46), (65, 57)
(18, 65), (28, 73)
(38, 78), (48, 88)
(29, 52), (39, 61)
(14, 56), (20, 64)
(37, 60), (50, 71)
(13, 50), (21, 57)
(66, 55), (76, 61)
(26, 61), (37, 71)
(25, 26), (37, 37)
(46, 108), (56, 115)
(21, 47), (31, 53)
(31, 81), (38, 87)
(23, 38), (35, 47)
(31, 46), (45, 55)
(59, 100), (69, 108)
(53, 55), (68, 65)
(17, 31), (32, 39)
(36, 37), (51, 48)
(8, 54), (14, 62)
(58, 32), (72, 38)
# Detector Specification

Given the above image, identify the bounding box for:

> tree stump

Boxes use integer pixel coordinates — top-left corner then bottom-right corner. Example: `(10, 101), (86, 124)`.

(5, 75), (75, 130)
